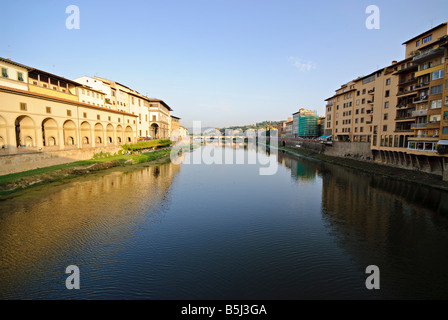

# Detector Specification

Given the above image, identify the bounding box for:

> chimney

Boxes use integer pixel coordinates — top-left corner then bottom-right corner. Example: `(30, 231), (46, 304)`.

(392, 60), (397, 64)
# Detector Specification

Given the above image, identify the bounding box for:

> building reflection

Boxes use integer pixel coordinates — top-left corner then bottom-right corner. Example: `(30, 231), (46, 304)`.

(0, 159), (182, 297)
(319, 161), (448, 299)
(277, 151), (318, 183)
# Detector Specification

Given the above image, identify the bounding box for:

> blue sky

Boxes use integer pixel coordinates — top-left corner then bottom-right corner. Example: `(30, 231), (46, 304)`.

(1, 0), (447, 128)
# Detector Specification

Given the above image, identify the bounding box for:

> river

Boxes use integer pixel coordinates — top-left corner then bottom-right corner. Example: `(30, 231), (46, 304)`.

(1, 145), (448, 299)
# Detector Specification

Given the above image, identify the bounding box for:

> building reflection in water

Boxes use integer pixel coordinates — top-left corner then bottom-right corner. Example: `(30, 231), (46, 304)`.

(318, 159), (448, 299)
(277, 151), (318, 183)
(277, 151), (448, 298)
(0, 157), (182, 298)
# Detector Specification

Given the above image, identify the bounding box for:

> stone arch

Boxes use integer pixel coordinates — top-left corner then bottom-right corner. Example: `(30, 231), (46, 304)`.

(63, 120), (77, 146)
(94, 123), (104, 145)
(151, 123), (159, 139)
(80, 121), (91, 146)
(0, 115), (7, 149)
(106, 124), (114, 144)
(15, 116), (36, 148)
(125, 126), (133, 143)
(42, 118), (58, 146)
(116, 125), (123, 144)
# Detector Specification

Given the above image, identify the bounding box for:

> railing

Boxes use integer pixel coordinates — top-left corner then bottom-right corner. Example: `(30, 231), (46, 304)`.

(367, 100), (374, 104)
(412, 47), (445, 62)
(411, 123), (427, 129)
(394, 129), (413, 133)
(412, 109), (428, 117)
(398, 77), (416, 86)
(413, 96), (428, 103)
(395, 114), (413, 120)
(366, 109), (373, 114)
(368, 89), (375, 94)
(415, 82), (430, 89)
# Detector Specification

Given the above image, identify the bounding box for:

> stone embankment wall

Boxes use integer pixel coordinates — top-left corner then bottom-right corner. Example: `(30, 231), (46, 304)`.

(279, 137), (448, 180)
(0, 146), (121, 176)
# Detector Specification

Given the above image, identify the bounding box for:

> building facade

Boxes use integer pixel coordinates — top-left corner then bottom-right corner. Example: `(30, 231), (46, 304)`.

(0, 57), (178, 156)
(325, 23), (448, 169)
(293, 108), (319, 137)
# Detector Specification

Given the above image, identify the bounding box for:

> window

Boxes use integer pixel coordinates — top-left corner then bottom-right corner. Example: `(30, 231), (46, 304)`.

(2, 67), (8, 78)
(356, 100), (360, 105)
(416, 40), (420, 47)
(384, 113), (388, 120)
(361, 118), (364, 123)
(362, 89), (366, 94)
(20, 102), (27, 111)
(67, 110), (72, 116)
(17, 72), (24, 81)
(357, 91), (360, 96)
(377, 71), (382, 77)
(361, 108), (365, 114)
(152, 115), (156, 121)
(385, 90), (390, 97)
(118, 118), (121, 123)
(97, 115), (100, 120)
(445, 95), (448, 105)
(356, 109), (359, 115)
(385, 102), (389, 109)
(112, 91), (115, 97)
(443, 127), (448, 135)
(362, 98), (365, 104)
(46, 107), (51, 114)
(383, 125), (387, 132)
(355, 118), (358, 123)
(360, 127), (364, 133)
(432, 70), (444, 80)
(83, 112), (87, 118)
(431, 85), (443, 95)
(108, 116), (111, 121)
(422, 34), (432, 44)
(386, 78), (391, 86)
(430, 99), (442, 109)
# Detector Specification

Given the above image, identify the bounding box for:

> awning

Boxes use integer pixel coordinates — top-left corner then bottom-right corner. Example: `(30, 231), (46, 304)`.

(318, 135), (332, 140)
(437, 140), (448, 145)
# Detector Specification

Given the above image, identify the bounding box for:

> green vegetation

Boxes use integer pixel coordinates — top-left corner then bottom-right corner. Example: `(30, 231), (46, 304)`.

(0, 140), (174, 197)
(121, 139), (172, 153)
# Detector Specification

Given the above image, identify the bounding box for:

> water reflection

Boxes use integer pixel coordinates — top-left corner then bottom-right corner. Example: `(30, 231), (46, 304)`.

(0, 160), (181, 299)
(279, 150), (448, 299)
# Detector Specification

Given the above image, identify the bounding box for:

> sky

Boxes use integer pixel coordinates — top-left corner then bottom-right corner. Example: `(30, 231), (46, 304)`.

(1, 0), (447, 128)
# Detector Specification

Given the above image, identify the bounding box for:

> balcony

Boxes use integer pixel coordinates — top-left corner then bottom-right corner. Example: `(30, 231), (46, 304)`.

(367, 100), (374, 104)
(415, 82), (430, 89)
(412, 47), (445, 63)
(366, 109), (373, 114)
(368, 89), (375, 94)
(395, 114), (414, 121)
(366, 120), (372, 124)
(413, 96), (428, 104)
(411, 123), (428, 129)
(412, 109), (428, 117)
(397, 89), (417, 97)
(398, 77), (417, 86)
(427, 121), (441, 129)
(394, 129), (413, 133)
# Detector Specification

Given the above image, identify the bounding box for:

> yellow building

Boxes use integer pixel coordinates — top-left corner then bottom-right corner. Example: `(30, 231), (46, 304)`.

(325, 23), (448, 175)
(0, 57), (138, 154)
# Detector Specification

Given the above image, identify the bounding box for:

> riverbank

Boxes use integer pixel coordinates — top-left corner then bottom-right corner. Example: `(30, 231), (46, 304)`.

(280, 146), (448, 192)
(0, 148), (173, 199)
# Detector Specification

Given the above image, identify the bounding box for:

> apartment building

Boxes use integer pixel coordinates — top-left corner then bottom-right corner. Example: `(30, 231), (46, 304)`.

(325, 23), (448, 172)
(292, 108), (319, 137)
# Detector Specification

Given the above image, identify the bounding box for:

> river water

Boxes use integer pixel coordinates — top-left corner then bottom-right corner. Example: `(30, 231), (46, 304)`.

(1, 145), (448, 299)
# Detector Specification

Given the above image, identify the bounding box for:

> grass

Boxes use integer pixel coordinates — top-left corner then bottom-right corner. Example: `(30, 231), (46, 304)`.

(0, 148), (173, 196)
